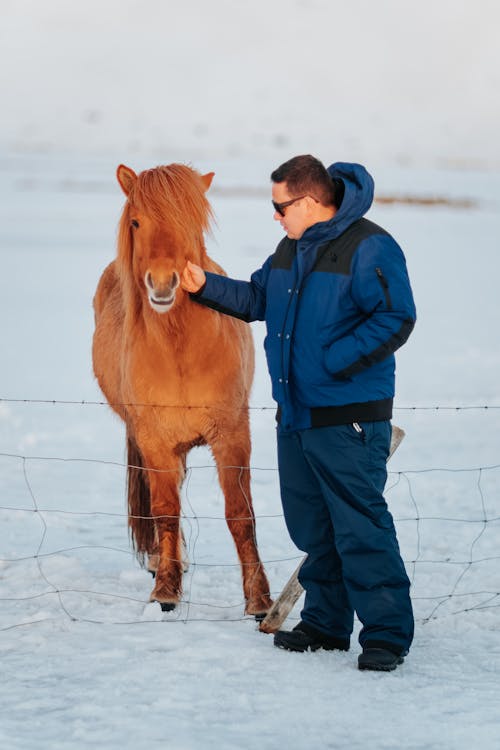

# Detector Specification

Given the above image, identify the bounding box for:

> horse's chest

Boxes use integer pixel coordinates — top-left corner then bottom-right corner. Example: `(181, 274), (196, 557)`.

(130, 355), (187, 396)
(125, 340), (215, 402)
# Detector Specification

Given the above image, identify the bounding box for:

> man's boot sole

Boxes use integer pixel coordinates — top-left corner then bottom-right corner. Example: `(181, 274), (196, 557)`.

(274, 634), (322, 652)
(358, 655), (404, 671)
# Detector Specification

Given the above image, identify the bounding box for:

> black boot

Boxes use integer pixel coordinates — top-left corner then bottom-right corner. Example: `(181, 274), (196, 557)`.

(274, 621), (350, 653)
(358, 643), (406, 672)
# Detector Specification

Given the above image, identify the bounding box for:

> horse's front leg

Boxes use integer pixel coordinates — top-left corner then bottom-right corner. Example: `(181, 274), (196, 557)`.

(143, 454), (185, 610)
(211, 434), (273, 617)
(147, 532), (189, 578)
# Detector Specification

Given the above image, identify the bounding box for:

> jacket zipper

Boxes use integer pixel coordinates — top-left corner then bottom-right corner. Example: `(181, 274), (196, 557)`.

(280, 285), (297, 390)
(375, 267), (393, 310)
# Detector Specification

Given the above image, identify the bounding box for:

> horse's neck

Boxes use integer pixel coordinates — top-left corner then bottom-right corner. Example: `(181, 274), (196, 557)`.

(124, 290), (193, 342)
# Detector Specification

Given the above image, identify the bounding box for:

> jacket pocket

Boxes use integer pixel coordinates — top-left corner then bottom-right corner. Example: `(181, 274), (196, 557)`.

(375, 267), (392, 310)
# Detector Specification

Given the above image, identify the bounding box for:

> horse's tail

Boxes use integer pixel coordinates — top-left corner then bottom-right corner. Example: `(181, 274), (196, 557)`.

(126, 431), (155, 565)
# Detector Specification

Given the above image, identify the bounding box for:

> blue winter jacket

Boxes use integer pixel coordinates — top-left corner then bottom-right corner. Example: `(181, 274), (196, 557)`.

(192, 162), (416, 433)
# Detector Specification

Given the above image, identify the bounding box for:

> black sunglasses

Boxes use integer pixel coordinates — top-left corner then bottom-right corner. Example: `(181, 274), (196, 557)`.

(272, 195), (308, 217)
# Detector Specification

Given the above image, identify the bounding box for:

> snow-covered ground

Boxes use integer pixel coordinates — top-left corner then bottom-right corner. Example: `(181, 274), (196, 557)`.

(1, 152), (500, 750)
(2, 1), (500, 747)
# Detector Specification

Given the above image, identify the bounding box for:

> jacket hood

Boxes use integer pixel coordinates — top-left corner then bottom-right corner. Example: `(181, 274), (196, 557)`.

(301, 162), (374, 245)
(328, 161), (374, 225)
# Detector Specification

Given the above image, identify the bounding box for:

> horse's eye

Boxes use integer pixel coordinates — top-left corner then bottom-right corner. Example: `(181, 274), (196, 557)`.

(131, 219), (140, 229)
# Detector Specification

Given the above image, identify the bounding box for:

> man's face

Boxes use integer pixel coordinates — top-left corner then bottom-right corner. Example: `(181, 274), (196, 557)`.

(271, 181), (314, 240)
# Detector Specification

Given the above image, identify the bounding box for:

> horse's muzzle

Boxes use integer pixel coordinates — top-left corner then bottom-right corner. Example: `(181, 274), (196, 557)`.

(145, 270), (179, 313)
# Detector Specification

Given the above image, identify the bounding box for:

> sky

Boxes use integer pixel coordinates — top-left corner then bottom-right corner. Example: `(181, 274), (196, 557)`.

(1, 0), (500, 169)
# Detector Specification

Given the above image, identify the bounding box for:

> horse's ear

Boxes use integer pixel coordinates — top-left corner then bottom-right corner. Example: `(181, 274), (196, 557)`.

(201, 172), (215, 192)
(117, 165), (137, 196)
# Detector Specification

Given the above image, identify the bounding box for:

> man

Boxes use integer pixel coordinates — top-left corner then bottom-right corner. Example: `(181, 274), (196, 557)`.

(181, 155), (416, 671)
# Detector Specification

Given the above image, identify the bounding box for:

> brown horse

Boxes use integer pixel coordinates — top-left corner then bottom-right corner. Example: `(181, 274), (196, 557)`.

(92, 163), (272, 616)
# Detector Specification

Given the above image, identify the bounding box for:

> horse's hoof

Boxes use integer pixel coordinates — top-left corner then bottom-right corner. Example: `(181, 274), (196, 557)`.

(160, 602), (176, 612)
(253, 612), (267, 623)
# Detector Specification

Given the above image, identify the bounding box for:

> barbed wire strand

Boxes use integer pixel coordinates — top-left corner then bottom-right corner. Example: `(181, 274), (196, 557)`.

(2, 396), (500, 411)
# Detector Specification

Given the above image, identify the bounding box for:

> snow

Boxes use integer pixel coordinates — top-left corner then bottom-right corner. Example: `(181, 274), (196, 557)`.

(2, 2), (500, 748)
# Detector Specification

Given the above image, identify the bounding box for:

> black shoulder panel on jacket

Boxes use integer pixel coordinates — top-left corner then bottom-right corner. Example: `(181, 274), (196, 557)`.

(315, 218), (390, 276)
(271, 237), (297, 270)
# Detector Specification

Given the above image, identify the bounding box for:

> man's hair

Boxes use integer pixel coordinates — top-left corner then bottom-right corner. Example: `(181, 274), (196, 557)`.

(271, 154), (344, 208)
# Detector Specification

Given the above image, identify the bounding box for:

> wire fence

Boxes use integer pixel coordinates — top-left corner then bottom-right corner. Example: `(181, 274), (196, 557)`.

(1, 399), (499, 631)
(1, 397), (500, 410)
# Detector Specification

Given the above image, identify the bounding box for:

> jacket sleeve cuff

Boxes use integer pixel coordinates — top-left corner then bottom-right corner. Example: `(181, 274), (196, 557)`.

(188, 279), (207, 300)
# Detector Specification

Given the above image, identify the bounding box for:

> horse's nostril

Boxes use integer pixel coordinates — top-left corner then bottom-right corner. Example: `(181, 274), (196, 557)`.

(172, 271), (180, 289)
(145, 271), (153, 290)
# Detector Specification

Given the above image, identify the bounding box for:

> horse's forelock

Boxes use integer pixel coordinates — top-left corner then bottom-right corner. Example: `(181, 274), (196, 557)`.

(131, 165), (213, 239)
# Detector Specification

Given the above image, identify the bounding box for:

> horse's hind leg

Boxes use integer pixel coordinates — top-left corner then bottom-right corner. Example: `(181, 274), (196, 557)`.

(211, 435), (272, 616)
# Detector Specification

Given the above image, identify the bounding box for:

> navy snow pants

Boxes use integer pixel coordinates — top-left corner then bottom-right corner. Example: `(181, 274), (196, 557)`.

(277, 421), (414, 653)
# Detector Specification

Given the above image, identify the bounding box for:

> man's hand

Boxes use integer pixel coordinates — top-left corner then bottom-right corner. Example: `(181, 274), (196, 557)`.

(181, 260), (206, 293)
